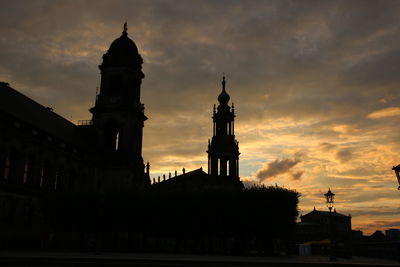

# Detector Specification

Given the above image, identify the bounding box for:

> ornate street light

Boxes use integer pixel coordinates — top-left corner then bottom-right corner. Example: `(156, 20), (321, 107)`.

(392, 165), (400, 190)
(324, 188), (336, 260)
(324, 188), (335, 212)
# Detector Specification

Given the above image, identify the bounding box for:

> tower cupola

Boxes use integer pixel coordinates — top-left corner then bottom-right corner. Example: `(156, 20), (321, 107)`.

(217, 76), (230, 105)
(100, 22), (143, 72)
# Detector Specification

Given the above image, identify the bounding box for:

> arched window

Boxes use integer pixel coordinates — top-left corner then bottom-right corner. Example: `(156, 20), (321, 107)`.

(39, 168), (44, 188)
(104, 122), (119, 152)
(54, 168), (59, 191)
(115, 132), (120, 151)
(3, 154), (10, 179)
(22, 160), (29, 184)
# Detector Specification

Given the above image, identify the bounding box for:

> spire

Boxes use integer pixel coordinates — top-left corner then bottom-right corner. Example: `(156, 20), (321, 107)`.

(123, 21), (128, 35)
(218, 74), (230, 105)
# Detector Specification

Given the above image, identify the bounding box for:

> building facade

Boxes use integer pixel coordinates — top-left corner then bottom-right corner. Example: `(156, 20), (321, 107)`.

(0, 25), (244, 248)
(296, 207), (352, 244)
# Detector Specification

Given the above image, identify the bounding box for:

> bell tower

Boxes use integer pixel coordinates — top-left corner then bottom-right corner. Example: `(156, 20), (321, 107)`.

(89, 23), (149, 188)
(207, 76), (240, 180)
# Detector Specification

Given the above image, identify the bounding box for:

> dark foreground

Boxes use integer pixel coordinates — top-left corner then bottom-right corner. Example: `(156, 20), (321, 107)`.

(0, 251), (399, 267)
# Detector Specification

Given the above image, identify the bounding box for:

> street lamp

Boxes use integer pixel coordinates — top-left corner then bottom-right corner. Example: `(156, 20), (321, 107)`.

(324, 188), (336, 260)
(324, 188), (335, 212)
(392, 165), (400, 190)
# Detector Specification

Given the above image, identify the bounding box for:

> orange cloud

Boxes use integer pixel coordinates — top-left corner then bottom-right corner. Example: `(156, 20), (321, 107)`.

(368, 107), (400, 119)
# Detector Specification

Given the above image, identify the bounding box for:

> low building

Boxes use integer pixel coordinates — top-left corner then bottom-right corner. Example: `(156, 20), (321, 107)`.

(296, 207), (352, 244)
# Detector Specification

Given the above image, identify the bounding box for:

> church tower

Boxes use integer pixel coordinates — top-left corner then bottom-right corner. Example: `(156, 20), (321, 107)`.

(207, 76), (240, 180)
(89, 23), (149, 188)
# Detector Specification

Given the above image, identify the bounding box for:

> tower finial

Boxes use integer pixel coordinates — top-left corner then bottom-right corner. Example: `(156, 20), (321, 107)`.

(222, 73), (226, 91)
(123, 21), (128, 34)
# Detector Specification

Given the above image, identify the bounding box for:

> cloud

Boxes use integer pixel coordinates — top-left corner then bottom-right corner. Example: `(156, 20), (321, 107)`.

(256, 157), (301, 181)
(319, 142), (337, 152)
(335, 148), (353, 163)
(361, 220), (400, 232)
(291, 170), (305, 180)
(368, 107), (400, 119)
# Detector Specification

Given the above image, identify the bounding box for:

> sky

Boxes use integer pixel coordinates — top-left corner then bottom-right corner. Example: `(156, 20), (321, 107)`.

(0, 0), (399, 235)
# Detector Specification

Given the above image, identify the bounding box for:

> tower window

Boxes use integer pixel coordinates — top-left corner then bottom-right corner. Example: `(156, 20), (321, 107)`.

(54, 168), (59, 191)
(4, 155), (10, 179)
(104, 122), (119, 152)
(39, 168), (44, 188)
(115, 132), (120, 151)
(23, 160), (29, 184)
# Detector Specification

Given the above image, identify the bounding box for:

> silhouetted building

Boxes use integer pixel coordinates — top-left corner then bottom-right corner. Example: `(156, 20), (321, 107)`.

(153, 76), (243, 189)
(351, 230), (364, 242)
(385, 229), (400, 242)
(353, 229), (400, 260)
(208, 76), (240, 181)
(368, 230), (386, 242)
(0, 24), (247, 248)
(1, 25), (150, 197)
(0, 25), (152, 247)
(0, 81), (89, 246)
(85, 23), (149, 190)
(153, 168), (209, 189)
(295, 207), (352, 243)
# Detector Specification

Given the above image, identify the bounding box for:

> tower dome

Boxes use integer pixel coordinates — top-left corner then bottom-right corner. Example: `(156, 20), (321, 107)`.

(100, 22), (142, 68)
(218, 76), (230, 105)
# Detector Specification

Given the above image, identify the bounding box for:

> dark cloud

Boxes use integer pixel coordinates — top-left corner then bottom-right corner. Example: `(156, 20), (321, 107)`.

(291, 170), (305, 180)
(256, 158), (301, 181)
(348, 209), (400, 218)
(335, 148), (353, 163)
(362, 220), (400, 231)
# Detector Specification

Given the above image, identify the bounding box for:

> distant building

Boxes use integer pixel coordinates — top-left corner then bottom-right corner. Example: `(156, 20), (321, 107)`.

(295, 207), (352, 243)
(385, 229), (400, 241)
(369, 230), (386, 242)
(351, 229), (364, 242)
(353, 229), (400, 260)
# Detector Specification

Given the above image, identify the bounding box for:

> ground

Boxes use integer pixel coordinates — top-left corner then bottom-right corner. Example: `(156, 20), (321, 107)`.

(0, 251), (399, 266)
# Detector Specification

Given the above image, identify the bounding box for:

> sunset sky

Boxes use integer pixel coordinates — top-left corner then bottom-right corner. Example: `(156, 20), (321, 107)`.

(0, 0), (399, 234)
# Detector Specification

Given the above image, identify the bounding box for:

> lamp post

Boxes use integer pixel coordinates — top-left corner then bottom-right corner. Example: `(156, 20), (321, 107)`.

(324, 188), (336, 260)
(392, 165), (400, 190)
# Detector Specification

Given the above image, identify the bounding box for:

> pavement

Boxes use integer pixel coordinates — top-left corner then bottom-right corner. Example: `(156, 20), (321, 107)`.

(0, 251), (399, 266)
